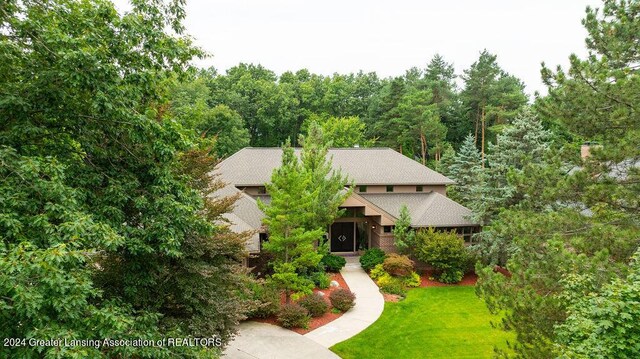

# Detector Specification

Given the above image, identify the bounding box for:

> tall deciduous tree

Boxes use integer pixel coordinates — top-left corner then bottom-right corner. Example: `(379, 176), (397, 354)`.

(0, 1), (250, 357)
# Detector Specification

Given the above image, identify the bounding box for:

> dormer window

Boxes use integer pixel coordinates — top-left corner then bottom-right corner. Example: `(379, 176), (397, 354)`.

(386, 185), (394, 192)
(359, 185), (367, 193)
(258, 187), (266, 194)
(416, 185), (423, 192)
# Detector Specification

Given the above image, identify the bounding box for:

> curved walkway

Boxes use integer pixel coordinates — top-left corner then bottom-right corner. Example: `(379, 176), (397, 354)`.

(224, 257), (384, 358)
(224, 321), (339, 359)
(304, 256), (384, 348)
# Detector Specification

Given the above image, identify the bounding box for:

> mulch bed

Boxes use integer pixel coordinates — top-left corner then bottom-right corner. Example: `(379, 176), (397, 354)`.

(253, 272), (350, 335)
(419, 270), (478, 287)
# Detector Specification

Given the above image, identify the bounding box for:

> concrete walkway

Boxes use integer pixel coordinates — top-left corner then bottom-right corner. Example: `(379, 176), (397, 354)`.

(304, 256), (384, 348)
(224, 257), (384, 358)
(223, 321), (340, 359)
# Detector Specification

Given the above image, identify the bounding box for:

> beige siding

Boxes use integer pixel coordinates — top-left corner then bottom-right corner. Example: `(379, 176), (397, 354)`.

(356, 185), (446, 195)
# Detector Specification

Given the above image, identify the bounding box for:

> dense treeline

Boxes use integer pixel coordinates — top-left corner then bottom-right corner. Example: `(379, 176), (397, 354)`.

(172, 51), (528, 167)
(1, 1), (252, 358)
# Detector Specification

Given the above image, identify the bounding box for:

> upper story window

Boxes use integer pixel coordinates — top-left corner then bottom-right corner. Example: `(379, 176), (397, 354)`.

(359, 185), (367, 193)
(386, 185), (394, 192)
(383, 225), (393, 233)
(416, 185), (423, 192)
(258, 187), (267, 194)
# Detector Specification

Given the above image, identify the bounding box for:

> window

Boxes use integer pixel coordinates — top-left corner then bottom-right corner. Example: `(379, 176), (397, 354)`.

(259, 233), (269, 250)
(416, 185), (423, 192)
(383, 226), (392, 233)
(386, 185), (394, 192)
(359, 185), (367, 193)
(257, 187), (266, 194)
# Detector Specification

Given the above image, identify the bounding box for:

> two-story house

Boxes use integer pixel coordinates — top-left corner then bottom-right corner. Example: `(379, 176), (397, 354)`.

(214, 147), (479, 256)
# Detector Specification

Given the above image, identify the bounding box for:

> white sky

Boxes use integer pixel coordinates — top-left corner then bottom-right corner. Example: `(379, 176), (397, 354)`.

(113, 0), (602, 95)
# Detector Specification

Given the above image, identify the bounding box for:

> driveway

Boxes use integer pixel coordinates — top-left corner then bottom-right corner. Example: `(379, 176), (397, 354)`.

(223, 321), (340, 359)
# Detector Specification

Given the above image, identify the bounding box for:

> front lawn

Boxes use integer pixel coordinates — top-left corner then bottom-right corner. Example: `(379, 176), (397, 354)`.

(331, 286), (513, 359)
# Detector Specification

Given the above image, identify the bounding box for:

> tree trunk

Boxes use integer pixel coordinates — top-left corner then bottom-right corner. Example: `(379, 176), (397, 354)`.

(481, 107), (486, 168)
(420, 132), (427, 165)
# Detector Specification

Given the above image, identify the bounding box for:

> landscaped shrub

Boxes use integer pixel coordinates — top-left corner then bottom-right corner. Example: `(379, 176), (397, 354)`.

(298, 293), (329, 317)
(307, 271), (331, 289)
(415, 228), (469, 284)
(360, 248), (386, 271)
(321, 254), (347, 272)
(329, 288), (356, 312)
(369, 263), (387, 281)
(403, 271), (421, 288)
(383, 253), (414, 276)
(277, 303), (311, 329)
(376, 273), (406, 296)
(247, 280), (281, 319)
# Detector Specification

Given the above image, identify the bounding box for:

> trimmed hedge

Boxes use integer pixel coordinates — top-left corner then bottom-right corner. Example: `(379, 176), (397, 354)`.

(383, 253), (414, 277)
(360, 248), (386, 271)
(277, 303), (311, 329)
(298, 293), (329, 317)
(322, 254), (347, 272)
(330, 288), (356, 312)
(247, 280), (280, 319)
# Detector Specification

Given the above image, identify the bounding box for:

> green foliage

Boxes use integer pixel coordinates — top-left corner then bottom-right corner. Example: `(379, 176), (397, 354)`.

(555, 250), (640, 359)
(321, 254), (347, 273)
(277, 303), (311, 329)
(383, 254), (415, 277)
(369, 264), (387, 281)
(299, 121), (352, 231)
(261, 123), (350, 301)
(476, 2), (640, 357)
(317, 116), (376, 147)
(247, 280), (281, 319)
(0, 1), (249, 357)
(329, 288), (356, 312)
(445, 134), (484, 206)
(298, 293), (330, 318)
(308, 271), (331, 289)
(403, 272), (421, 288)
(415, 228), (468, 284)
(359, 248), (387, 271)
(393, 205), (416, 255)
(169, 79), (250, 158)
(376, 274), (407, 296)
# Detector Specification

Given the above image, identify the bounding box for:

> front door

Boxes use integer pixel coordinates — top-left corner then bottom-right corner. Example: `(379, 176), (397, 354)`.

(330, 222), (355, 252)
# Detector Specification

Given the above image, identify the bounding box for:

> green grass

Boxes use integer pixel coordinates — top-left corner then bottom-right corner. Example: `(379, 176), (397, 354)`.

(330, 286), (514, 359)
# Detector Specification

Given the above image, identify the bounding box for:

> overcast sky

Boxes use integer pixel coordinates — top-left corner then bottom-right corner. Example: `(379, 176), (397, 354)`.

(114, 0), (601, 95)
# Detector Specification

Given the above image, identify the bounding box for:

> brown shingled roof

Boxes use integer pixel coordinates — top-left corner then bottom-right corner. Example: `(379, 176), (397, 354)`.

(216, 147), (455, 186)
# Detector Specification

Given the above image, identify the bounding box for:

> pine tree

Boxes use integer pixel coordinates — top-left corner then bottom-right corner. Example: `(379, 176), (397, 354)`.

(299, 121), (352, 232)
(393, 204), (416, 255)
(259, 141), (324, 302)
(476, 2), (640, 357)
(446, 134), (484, 206)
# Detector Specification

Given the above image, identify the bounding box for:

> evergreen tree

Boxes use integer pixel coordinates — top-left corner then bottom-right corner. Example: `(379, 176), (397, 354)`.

(259, 142), (324, 302)
(299, 121), (352, 232)
(446, 134), (484, 206)
(460, 50), (528, 162)
(476, 2), (640, 357)
(393, 205), (416, 255)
